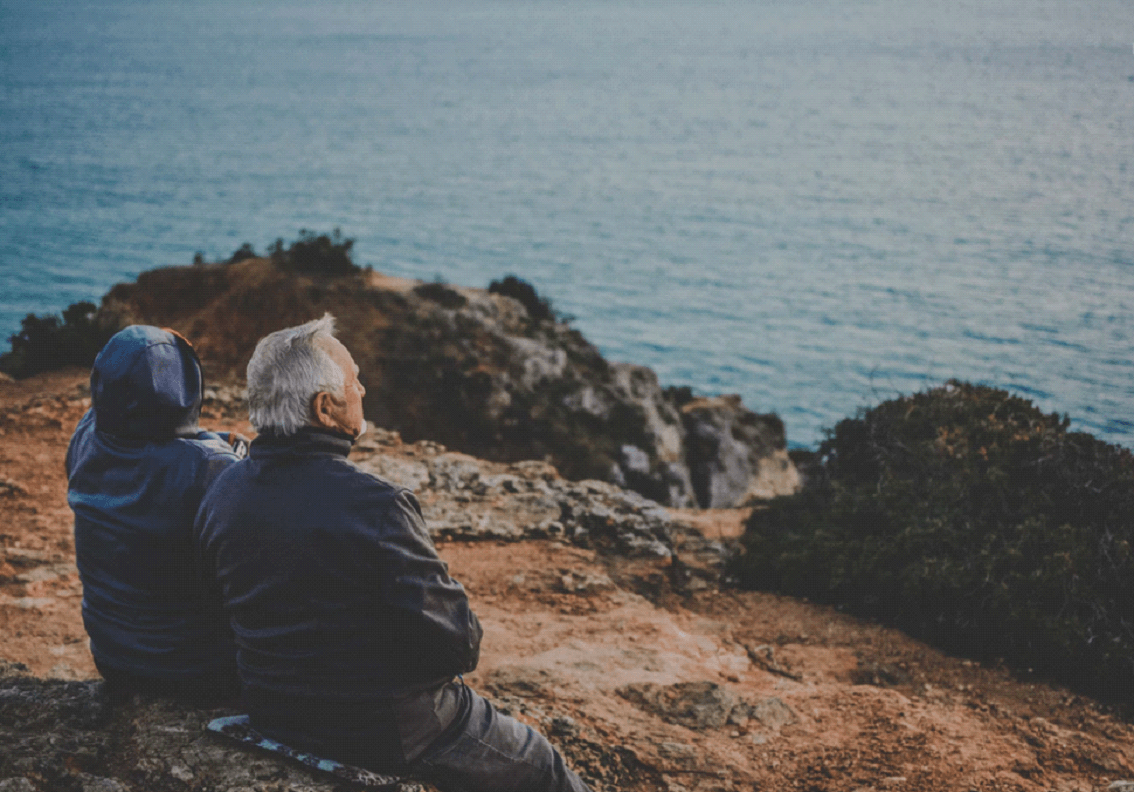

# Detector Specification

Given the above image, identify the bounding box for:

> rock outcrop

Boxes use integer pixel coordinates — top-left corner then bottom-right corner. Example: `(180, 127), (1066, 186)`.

(352, 427), (731, 590)
(98, 258), (798, 507)
(677, 395), (800, 508)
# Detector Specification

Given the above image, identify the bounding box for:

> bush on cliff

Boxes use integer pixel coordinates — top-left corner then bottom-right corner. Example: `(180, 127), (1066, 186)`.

(226, 242), (258, 264)
(414, 280), (468, 309)
(731, 381), (1134, 706)
(489, 275), (560, 323)
(0, 302), (118, 379)
(268, 228), (358, 276)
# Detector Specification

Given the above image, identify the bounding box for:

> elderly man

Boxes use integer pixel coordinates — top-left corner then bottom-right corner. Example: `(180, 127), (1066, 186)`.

(67, 325), (244, 701)
(196, 315), (591, 792)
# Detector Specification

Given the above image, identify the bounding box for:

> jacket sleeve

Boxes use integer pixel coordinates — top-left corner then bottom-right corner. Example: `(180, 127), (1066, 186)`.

(370, 488), (482, 675)
(189, 444), (241, 610)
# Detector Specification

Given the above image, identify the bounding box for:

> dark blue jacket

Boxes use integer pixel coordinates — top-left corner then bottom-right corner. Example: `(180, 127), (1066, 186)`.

(66, 325), (241, 683)
(195, 428), (481, 715)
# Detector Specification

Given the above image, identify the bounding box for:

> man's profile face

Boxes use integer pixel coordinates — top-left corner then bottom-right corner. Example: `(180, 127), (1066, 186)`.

(314, 336), (366, 438)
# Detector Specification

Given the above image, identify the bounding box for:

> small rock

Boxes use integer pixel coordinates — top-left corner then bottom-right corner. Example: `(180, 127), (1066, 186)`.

(619, 444), (651, 475)
(78, 775), (130, 792)
(557, 571), (615, 594)
(549, 715), (577, 737)
(0, 779), (36, 792)
(657, 742), (698, 761)
(1108, 782), (1134, 791)
(880, 778), (907, 788)
(170, 764), (194, 782)
(618, 681), (738, 730)
(747, 696), (798, 730)
(0, 478), (28, 497)
(487, 665), (555, 698)
(47, 662), (83, 680)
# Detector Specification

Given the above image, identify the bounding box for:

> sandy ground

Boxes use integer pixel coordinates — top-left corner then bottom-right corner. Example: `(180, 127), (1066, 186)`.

(1, 370), (1132, 792)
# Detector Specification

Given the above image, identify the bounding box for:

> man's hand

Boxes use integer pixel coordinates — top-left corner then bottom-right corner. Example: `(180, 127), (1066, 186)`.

(226, 432), (250, 458)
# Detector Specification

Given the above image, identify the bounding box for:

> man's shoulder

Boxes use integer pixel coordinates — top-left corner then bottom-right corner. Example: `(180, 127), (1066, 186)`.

(326, 455), (412, 501)
(180, 430), (238, 455)
(220, 451), (410, 501)
(167, 434), (241, 471)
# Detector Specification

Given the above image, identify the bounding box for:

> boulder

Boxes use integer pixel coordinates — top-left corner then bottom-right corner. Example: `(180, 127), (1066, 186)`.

(680, 395), (801, 507)
(353, 437), (697, 563)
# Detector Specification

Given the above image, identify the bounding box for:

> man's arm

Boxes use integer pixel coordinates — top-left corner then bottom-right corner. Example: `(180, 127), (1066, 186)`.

(193, 429), (249, 460)
(371, 488), (483, 675)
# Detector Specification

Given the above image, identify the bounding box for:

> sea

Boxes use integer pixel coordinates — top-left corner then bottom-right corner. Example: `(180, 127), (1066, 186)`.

(2, 0), (1132, 449)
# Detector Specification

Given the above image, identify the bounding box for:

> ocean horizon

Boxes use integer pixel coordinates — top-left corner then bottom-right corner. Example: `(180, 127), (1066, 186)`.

(2, 0), (1132, 449)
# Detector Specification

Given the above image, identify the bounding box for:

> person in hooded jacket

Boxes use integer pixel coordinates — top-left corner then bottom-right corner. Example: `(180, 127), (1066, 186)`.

(66, 325), (245, 701)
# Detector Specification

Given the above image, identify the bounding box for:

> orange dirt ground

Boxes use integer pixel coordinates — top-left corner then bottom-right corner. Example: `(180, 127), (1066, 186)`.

(1, 369), (1132, 792)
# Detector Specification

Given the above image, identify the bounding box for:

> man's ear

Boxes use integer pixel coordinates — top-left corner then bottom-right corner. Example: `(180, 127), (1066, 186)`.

(311, 391), (338, 430)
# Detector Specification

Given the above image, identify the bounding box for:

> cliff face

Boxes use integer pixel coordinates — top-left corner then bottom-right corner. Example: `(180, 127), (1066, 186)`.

(99, 259), (797, 508)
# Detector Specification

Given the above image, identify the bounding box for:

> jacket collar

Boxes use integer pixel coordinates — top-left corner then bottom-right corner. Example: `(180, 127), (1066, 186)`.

(250, 426), (354, 460)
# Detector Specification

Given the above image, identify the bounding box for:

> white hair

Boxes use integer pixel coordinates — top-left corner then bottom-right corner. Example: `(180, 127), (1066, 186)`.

(246, 314), (345, 436)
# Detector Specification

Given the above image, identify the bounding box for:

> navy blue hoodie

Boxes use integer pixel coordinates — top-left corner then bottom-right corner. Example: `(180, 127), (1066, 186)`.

(66, 325), (241, 683)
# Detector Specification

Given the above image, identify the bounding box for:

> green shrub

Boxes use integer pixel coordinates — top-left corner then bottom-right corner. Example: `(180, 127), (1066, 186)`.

(488, 275), (561, 323)
(269, 229), (357, 276)
(732, 380), (1134, 707)
(414, 281), (468, 309)
(0, 302), (118, 378)
(226, 242), (258, 264)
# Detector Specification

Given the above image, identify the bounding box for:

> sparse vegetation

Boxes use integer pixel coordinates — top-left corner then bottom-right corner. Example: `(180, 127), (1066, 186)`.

(269, 229), (358, 276)
(488, 275), (562, 323)
(226, 242), (258, 264)
(414, 281), (468, 309)
(0, 302), (119, 379)
(731, 380), (1134, 707)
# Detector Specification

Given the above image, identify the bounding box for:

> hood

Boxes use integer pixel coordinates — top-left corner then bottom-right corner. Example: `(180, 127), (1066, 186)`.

(90, 325), (204, 440)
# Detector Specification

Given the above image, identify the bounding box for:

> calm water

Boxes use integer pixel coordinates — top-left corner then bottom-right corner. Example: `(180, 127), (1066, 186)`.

(2, 0), (1132, 448)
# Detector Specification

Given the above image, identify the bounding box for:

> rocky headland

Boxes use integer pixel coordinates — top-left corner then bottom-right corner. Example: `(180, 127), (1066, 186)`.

(93, 257), (798, 508)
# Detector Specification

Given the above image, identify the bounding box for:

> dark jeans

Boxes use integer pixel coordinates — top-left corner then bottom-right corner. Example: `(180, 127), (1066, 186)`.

(96, 659), (241, 705)
(408, 682), (592, 792)
(250, 680), (591, 792)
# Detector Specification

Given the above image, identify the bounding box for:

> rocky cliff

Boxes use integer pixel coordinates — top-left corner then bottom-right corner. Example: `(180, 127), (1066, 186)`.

(96, 258), (797, 508)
